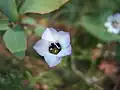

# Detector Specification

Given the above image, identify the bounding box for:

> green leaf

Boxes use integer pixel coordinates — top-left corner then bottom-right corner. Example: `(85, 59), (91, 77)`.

(3, 27), (26, 57)
(81, 11), (120, 42)
(0, 0), (19, 22)
(14, 51), (25, 57)
(0, 19), (9, 30)
(34, 25), (45, 36)
(20, 0), (69, 14)
(98, 0), (118, 10)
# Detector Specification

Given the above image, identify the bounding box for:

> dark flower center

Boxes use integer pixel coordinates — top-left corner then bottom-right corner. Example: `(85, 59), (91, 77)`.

(49, 42), (61, 54)
(112, 20), (119, 28)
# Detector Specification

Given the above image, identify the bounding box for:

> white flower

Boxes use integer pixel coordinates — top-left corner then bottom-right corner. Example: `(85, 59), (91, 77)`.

(33, 28), (72, 67)
(104, 13), (120, 34)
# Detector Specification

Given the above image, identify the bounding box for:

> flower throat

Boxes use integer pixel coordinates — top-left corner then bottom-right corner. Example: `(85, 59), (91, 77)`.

(49, 42), (61, 54)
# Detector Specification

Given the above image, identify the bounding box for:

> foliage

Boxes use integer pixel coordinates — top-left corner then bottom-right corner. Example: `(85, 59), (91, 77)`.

(0, 0), (120, 90)
(3, 26), (26, 57)
(0, 0), (19, 22)
(20, 0), (69, 14)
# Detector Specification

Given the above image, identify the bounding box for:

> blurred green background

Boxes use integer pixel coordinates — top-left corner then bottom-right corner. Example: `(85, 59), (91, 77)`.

(0, 0), (120, 90)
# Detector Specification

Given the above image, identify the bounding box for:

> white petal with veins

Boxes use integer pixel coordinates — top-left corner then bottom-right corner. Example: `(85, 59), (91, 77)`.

(57, 31), (70, 48)
(42, 28), (58, 41)
(44, 52), (62, 67)
(57, 45), (72, 57)
(33, 39), (49, 56)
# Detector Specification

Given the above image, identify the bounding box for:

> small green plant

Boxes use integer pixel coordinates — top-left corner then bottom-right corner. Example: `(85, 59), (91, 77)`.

(0, 0), (69, 58)
(0, 0), (120, 90)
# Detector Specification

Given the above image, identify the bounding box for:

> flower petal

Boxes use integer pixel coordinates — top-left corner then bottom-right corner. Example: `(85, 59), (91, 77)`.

(104, 22), (111, 27)
(44, 52), (62, 67)
(57, 45), (72, 57)
(104, 21), (120, 34)
(107, 16), (113, 22)
(42, 28), (58, 41)
(33, 39), (49, 56)
(57, 31), (70, 48)
(105, 22), (120, 34)
(114, 13), (120, 23)
(107, 27), (120, 34)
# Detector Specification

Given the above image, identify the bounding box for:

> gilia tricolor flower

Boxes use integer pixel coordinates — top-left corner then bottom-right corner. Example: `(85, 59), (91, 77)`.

(33, 28), (72, 67)
(104, 13), (120, 34)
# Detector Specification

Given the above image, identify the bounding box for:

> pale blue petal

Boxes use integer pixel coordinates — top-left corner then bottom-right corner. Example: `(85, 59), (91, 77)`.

(58, 31), (70, 48)
(114, 13), (120, 23)
(104, 22), (120, 34)
(42, 28), (58, 41)
(44, 52), (62, 67)
(107, 16), (113, 21)
(57, 45), (72, 57)
(107, 27), (120, 34)
(33, 39), (49, 56)
(104, 22), (111, 27)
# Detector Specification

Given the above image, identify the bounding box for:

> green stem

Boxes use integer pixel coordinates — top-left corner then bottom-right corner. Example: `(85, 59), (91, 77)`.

(80, 82), (89, 90)
(87, 60), (97, 77)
